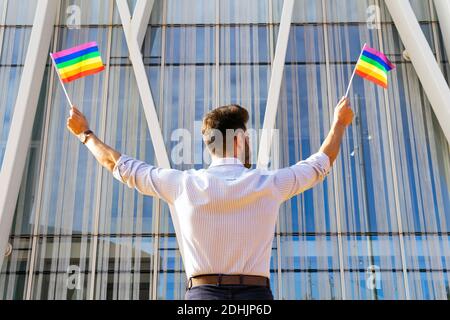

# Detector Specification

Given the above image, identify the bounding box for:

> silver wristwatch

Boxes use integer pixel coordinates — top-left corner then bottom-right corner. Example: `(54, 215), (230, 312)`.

(78, 130), (94, 144)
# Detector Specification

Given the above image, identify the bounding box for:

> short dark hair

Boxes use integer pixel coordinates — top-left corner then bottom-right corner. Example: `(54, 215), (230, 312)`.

(201, 104), (249, 156)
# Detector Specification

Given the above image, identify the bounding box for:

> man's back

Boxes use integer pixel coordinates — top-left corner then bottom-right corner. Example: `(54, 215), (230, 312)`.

(113, 153), (330, 279)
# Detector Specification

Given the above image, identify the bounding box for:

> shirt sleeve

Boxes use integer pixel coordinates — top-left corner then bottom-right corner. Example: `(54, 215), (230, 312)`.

(112, 154), (183, 204)
(274, 151), (331, 202)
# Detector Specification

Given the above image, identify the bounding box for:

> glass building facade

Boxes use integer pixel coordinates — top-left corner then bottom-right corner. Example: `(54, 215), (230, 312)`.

(0, 0), (449, 300)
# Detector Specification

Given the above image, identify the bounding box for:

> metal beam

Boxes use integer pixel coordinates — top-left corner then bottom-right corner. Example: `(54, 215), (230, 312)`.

(133, 0), (155, 48)
(115, 0), (174, 300)
(115, 0), (170, 168)
(433, 0), (450, 64)
(385, 0), (450, 144)
(0, 0), (58, 270)
(257, 0), (295, 169)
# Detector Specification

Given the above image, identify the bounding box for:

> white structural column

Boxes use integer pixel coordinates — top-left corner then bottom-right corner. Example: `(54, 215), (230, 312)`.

(132, 0), (155, 48)
(115, 0), (179, 300)
(433, 0), (450, 63)
(115, 0), (171, 168)
(385, 0), (450, 144)
(257, 0), (295, 169)
(0, 0), (58, 270)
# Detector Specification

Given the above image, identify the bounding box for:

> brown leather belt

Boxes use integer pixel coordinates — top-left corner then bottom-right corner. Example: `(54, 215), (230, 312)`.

(187, 274), (270, 289)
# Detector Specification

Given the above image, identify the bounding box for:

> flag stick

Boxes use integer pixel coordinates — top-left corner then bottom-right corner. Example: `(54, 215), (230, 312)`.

(344, 43), (367, 98)
(49, 53), (73, 107)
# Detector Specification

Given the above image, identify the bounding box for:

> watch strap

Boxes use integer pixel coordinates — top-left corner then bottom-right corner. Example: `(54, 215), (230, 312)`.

(81, 130), (94, 144)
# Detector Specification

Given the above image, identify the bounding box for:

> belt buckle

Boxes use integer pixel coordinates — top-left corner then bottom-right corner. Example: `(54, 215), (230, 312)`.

(187, 277), (193, 290)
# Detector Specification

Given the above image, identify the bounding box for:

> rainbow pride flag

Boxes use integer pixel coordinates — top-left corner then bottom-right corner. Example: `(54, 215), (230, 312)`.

(355, 44), (395, 89)
(50, 42), (105, 83)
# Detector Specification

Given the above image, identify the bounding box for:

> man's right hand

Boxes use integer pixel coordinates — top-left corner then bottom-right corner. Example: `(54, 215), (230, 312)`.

(333, 97), (354, 128)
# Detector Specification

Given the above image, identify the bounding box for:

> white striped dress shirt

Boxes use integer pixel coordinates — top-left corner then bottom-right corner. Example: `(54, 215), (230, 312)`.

(113, 152), (331, 279)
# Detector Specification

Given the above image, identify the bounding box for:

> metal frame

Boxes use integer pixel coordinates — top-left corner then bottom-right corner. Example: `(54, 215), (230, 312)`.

(385, 0), (450, 145)
(133, 0), (155, 49)
(374, 0), (411, 300)
(320, 0), (347, 300)
(256, 0), (294, 170)
(266, 0), (283, 300)
(0, 0), (58, 274)
(214, 0), (220, 108)
(0, 0), (7, 46)
(115, 0), (170, 168)
(433, 0), (450, 62)
(152, 0), (168, 300)
(24, 1), (63, 300)
(88, 1), (115, 300)
(115, 0), (181, 300)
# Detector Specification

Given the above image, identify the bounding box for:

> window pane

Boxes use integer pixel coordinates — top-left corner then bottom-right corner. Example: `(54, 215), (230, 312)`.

(36, 28), (108, 236)
(383, 63), (450, 233)
(220, 25), (271, 64)
(277, 65), (335, 233)
(165, 26), (215, 64)
(273, 0), (324, 24)
(220, 0), (268, 24)
(343, 236), (406, 299)
(344, 270), (406, 299)
(95, 236), (153, 300)
(0, 237), (32, 300)
(167, 0), (216, 24)
(4, 0), (37, 25)
(59, 0), (112, 26)
(0, 27), (33, 167)
(157, 236), (185, 300)
(99, 64), (157, 235)
(31, 236), (93, 300)
(279, 236), (342, 299)
(325, 0), (377, 23)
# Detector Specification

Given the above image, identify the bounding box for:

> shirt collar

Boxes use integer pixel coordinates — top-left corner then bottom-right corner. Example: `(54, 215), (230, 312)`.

(209, 157), (244, 168)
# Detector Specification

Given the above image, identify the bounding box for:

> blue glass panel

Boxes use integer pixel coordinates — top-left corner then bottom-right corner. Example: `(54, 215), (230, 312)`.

(165, 26), (215, 64)
(95, 236), (153, 300)
(326, 0), (375, 23)
(31, 236), (93, 300)
(343, 235), (406, 299)
(220, 0), (268, 24)
(166, 0), (216, 24)
(59, 0), (112, 26)
(4, 0), (37, 25)
(272, 0), (324, 23)
(220, 26), (270, 64)
(0, 237), (31, 299)
(285, 25), (326, 63)
(277, 65), (335, 233)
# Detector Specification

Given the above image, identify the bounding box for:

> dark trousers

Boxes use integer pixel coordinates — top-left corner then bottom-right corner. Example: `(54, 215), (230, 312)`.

(185, 284), (274, 300)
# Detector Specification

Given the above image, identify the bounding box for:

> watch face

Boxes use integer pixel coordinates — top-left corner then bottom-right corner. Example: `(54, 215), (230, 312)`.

(79, 130), (92, 144)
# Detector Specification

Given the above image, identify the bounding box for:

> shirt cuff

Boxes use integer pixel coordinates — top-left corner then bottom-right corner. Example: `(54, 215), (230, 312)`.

(112, 154), (131, 183)
(306, 151), (332, 179)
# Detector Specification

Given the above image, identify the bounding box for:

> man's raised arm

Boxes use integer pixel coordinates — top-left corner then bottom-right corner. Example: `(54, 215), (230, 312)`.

(66, 106), (121, 172)
(66, 106), (182, 203)
(319, 97), (354, 166)
(274, 97), (354, 201)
